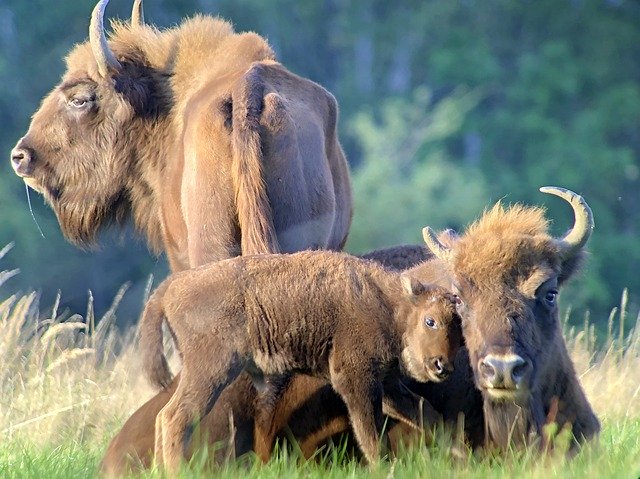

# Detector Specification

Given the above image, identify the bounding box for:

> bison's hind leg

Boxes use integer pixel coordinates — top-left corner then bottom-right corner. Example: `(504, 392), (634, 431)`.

(156, 352), (246, 472)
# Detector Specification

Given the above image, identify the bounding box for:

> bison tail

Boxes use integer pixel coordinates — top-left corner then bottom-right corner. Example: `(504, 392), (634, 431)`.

(231, 66), (280, 256)
(138, 282), (172, 390)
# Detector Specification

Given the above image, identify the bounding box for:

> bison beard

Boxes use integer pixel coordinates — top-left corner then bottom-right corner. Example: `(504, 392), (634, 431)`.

(482, 396), (544, 449)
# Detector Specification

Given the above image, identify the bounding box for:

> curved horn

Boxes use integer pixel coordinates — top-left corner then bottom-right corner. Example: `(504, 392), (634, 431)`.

(539, 186), (594, 258)
(131, 0), (144, 26)
(89, 0), (121, 77)
(422, 226), (453, 262)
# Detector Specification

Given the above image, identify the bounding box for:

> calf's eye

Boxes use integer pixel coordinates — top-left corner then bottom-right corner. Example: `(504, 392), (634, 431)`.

(544, 289), (558, 306)
(424, 317), (437, 329)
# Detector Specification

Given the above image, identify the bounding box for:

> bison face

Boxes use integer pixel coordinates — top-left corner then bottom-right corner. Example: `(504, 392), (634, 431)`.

(452, 268), (561, 403)
(421, 186), (593, 446)
(11, 67), (138, 245)
(399, 278), (462, 383)
(10, 1), (165, 246)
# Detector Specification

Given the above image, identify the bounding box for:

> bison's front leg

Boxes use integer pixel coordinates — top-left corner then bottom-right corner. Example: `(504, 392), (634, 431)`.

(381, 378), (442, 450)
(252, 374), (293, 463)
(384, 378), (442, 429)
(329, 358), (386, 465)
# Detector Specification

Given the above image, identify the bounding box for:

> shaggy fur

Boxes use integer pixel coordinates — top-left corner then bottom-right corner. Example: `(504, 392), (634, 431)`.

(12, 4), (352, 466)
(100, 244), (448, 476)
(412, 191), (600, 449)
(138, 251), (462, 469)
(10, 4), (351, 267)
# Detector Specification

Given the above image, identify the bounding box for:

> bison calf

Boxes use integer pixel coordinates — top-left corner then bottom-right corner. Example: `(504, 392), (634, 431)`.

(139, 251), (462, 470)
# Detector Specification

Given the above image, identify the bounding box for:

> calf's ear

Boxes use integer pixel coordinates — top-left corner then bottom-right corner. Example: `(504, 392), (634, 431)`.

(401, 274), (428, 298)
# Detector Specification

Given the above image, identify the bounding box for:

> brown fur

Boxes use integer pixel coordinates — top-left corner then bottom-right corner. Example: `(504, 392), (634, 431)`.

(410, 201), (600, 449)
(138, 251), (462, 469)
(100, 245), (445, 476)
(11, 9), (351, 267)
(13, 5), (352, 468)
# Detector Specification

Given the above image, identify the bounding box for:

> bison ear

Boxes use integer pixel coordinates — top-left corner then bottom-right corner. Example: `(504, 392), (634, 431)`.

(401, 274), (428, 298)
(113, 71), (156, 117)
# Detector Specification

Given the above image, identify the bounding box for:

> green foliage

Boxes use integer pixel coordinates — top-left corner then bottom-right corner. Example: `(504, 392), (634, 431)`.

(346, 88), (488, 252)
(0, 0), (638, 323)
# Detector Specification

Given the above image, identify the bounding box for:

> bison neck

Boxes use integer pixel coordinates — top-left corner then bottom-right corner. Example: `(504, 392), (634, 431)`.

(538, 342), (600, 444)
(123, 114), (178, 258)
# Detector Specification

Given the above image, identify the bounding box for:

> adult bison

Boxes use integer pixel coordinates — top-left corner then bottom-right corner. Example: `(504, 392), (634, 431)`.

(414, 186), (600, 449)
(10, 0), (351, 468)
(9, 0), (351, 268)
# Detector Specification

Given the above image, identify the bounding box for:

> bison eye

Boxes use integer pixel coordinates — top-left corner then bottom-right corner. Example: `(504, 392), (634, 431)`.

(424, 317), (437, 329)
(69, 97), (90, 109)
(544, 289), (558, 306)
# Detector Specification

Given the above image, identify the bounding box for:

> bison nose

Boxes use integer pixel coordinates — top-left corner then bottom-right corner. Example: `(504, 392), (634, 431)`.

(430, 356), (453, 379)
(10, 146), (34, 177)
(479, 354), (530, 389)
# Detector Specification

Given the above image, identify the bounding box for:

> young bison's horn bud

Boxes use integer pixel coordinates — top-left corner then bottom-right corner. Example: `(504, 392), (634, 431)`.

(401, 275), (428, 298)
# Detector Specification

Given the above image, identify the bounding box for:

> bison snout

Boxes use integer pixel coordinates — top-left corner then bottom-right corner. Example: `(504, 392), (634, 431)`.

(427, 356), (454, 381)
(10, 145), (35, 177)
(479, 354), (531, 392)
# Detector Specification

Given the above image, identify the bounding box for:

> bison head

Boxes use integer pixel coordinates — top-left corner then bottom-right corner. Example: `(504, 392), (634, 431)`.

(422, 186), (595, 447)
(398, 280), (463, 383)
(10, 0), (168, 247)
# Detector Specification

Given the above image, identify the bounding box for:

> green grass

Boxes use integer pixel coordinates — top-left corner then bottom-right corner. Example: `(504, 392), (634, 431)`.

(1, 420), (639, 478)
(1, 246), (640, 478)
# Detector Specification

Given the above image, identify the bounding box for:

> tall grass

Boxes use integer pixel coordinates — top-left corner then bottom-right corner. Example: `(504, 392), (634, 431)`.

(0, 244), (159, 448)
(0, 244), (639, 477)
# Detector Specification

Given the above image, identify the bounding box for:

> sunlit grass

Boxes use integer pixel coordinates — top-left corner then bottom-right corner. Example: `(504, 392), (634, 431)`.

(0, 244), (639, 478)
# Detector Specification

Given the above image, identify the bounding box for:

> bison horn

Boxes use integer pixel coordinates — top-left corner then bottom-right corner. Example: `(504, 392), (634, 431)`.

(422, 226), (453, 262)
(131, 0), (144, 26)
(539, 186), (594, 258)
(89, 0), (121, 77)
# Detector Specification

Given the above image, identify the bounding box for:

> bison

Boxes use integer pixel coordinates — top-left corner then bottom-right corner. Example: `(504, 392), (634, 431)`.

(100, 244), (453, 476)
(102, 187), (597, 471)
(138, 250), (462, 469)
(9, 0), (351, 266)
(9, 0), (352, 464)
(414, 186), (600, 449)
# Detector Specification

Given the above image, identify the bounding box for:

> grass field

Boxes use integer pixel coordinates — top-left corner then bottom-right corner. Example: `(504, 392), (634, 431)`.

(1, 245), (639, 478)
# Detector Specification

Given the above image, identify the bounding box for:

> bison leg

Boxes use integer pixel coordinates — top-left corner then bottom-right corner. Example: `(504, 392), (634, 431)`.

(382, 378), (442, 449)
(156, 354), (245, 472)
(251, 373), (292, 462)
(329, 361), (385, 465)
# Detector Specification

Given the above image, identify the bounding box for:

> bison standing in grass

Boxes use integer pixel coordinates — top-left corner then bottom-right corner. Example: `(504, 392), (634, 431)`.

(9, 0), (352, 466)
(102, 187), (598, 471)
(138, 251), (462, 469)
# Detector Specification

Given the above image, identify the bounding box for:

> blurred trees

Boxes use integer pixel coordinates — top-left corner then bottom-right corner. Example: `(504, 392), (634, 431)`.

(0, 0), (638, 325)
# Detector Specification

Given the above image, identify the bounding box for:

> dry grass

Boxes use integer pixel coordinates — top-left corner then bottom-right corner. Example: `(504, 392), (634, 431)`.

(0, 243), (638, 468)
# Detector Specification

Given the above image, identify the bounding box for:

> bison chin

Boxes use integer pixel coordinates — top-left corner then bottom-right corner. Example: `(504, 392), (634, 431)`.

(51, 190), (129, 247)
(482, 392), (545, 450)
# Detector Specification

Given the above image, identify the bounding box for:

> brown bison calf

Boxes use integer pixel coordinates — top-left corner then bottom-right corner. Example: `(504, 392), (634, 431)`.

(139, 251), (462, 470)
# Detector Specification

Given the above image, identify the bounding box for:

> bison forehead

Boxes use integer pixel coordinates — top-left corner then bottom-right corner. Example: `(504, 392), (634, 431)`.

(449, 202), (563, 288)
(453, 232), (560, 289)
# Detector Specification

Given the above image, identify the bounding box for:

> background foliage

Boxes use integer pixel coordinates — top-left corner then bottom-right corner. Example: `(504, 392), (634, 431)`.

(0, 0), (638, 327)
